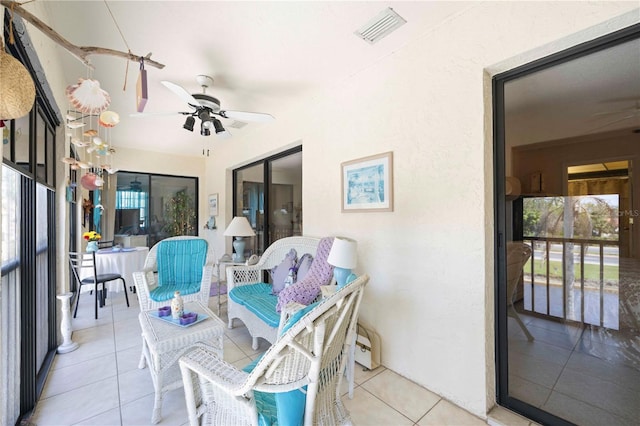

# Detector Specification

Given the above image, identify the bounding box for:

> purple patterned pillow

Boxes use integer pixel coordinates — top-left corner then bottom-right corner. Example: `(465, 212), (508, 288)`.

(270, 249), (297, 295)
(295, 253), (313, 282)
(276, 237), (335, 312)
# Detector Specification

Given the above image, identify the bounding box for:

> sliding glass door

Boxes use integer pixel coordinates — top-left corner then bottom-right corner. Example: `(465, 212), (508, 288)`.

(494, 24), (640, 426)
(233, 147), (302, 257)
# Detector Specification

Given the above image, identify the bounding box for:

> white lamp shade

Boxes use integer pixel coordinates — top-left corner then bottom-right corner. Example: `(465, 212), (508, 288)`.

(223, 216), (256, 237)
(327, 237), (358, 269)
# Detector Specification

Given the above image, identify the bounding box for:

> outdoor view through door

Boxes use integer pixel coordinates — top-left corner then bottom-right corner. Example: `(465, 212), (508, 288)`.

(495, 26), (640, 426)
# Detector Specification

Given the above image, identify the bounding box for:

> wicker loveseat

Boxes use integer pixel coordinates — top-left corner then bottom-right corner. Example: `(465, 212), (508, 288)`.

(226, 236), (324, 350)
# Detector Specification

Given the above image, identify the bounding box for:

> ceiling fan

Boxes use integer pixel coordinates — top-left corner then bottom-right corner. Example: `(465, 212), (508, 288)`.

(590, 98), (640, 132)
(133, 75), (274, 137)
(117, 177), (143, 191)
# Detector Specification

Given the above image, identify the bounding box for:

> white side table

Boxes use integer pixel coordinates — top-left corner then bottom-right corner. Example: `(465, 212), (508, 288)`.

(138, 301), (225, 424)
(213, 259), (244, 315)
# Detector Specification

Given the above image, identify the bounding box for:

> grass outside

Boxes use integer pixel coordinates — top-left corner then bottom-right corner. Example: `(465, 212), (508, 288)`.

(524, 258), (618, 285)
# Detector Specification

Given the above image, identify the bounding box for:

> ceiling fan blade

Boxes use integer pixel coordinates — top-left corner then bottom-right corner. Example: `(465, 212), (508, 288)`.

(161, 81), (202, 107)
(218, 110), (275, 122)
(129, 112), (187, 118)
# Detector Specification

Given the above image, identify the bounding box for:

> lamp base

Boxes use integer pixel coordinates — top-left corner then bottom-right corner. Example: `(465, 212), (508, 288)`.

(232, 237), (246, 263)
(334, 267), (355, 289)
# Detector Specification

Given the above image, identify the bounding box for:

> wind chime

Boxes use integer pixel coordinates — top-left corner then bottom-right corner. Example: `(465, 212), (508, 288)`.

(62, 76), (119, 233)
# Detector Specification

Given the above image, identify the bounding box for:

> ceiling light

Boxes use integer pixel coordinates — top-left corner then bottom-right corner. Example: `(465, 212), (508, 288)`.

(201, 121), (211, 136)
(183, 116), (195, 131)
(213, 118), (231, 138)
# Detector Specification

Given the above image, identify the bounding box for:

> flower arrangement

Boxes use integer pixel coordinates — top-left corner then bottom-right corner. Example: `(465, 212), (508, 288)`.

(83, 231), (101, 242)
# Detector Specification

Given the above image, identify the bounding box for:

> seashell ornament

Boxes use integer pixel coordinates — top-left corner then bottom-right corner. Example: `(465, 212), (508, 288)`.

(99, 111), (120, 128)
(65, 78), (111, 114)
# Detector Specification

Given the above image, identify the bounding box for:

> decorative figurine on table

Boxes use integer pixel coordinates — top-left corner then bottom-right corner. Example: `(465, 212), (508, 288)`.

(171, 291), (184, 320)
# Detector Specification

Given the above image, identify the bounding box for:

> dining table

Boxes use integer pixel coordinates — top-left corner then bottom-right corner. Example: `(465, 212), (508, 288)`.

(80, 246), (149, 293)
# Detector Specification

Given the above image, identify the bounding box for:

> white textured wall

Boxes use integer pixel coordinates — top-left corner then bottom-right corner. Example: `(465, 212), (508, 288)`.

(203, 3), (640, 416)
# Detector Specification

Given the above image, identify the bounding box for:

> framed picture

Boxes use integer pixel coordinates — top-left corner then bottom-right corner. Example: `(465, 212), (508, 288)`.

(208, 193), (219, 216)
(341, 151), (393, 212)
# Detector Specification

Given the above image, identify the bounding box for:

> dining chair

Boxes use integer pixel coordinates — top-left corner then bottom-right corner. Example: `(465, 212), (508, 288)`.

(98, 240), (114, 249)
(179, 274), (369, 426)
(69, 251), (130, 319)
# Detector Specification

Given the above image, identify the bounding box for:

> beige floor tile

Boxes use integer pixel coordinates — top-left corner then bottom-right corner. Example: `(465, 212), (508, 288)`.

(120, 387), (188, 426)
(114, 318), (143, 351)
(52, 327), (116, 370)
(116, 346), (145, 374)
(487, 406), (530, 426)
(228, 328), (271, 356)
(73, 407), (122, 425)
(31, 377), (120, 425)
(223, 337), (249, 364)
(361, 369), (440, 422)
(353, 364), (386, 384)
(508, 375), (551, 408)
(508, 351), (565, 389)
(42, 352), (117, 399)
(553, 368), (640, 422)
(543, 391), (636, 426)
(418, 399), (487, 426)
(342, 387), (413, 426)
(117, 366), (155, 405)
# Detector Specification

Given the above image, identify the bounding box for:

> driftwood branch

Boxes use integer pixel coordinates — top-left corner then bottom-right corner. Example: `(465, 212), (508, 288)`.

(0, 0), (165, 69)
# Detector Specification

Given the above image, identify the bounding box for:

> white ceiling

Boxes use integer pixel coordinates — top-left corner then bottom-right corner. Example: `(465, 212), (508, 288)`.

(505, 37), (640, 146)
(31, 1), (474, 156)
(19, 2), (640, 156)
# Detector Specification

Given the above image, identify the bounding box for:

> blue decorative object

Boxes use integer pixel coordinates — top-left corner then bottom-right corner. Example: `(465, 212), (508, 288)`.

(86, 241), (99, 252)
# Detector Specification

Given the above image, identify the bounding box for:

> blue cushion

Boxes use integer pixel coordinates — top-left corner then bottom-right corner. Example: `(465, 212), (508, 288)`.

(150, 282), (201, 302)
(151, 239), (207, 302)
(229, 284), (280, 327)
(243, 355), (306, 426)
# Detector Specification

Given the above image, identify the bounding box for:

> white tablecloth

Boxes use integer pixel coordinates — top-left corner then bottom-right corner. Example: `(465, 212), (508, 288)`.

(80, 246), (149, 293)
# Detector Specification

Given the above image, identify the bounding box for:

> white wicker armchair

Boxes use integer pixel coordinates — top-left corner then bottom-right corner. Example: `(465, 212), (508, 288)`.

(180, 274), (369, 426)
(226, 236), (321, 349)
(133, 236), (215, 311)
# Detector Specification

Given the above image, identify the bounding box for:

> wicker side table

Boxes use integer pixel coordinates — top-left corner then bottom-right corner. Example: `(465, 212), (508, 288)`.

(138, 301), (225, 424)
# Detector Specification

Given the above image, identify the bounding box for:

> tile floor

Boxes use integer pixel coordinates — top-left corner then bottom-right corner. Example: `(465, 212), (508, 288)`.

(508, 310), (640, 426)
(29, 291), (532, 426)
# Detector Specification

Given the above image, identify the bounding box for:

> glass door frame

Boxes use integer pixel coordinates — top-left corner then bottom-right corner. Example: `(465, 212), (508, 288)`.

(232, 145), (302, 255)
(493, 23), (640, 425)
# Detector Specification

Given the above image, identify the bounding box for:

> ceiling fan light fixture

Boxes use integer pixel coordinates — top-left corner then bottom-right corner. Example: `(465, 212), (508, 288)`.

(183, 116), (195, 131)
(201, 121), (211, 136)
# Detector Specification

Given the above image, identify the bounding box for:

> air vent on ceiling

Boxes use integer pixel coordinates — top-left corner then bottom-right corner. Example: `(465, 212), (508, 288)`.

(354, 7), (407, 45)
(227, 120), (248, 129)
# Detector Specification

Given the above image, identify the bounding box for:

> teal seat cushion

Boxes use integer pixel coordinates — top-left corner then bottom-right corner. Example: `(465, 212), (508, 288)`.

(150, 282), (202, 302)
(150, 239), (207, 302)
(243, 355), (306, 426)
(229, 283), (280, 327)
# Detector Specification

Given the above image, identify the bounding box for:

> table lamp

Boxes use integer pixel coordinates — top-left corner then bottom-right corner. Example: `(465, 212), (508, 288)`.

(327, 237), (357, 289)
(224, 216), (256, 262)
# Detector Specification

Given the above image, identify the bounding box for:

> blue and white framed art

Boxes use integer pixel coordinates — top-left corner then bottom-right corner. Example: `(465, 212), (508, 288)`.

(341, 151), (393, 213)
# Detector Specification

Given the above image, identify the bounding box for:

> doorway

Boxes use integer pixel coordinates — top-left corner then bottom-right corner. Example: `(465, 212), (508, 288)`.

(494, 25), (640, 426)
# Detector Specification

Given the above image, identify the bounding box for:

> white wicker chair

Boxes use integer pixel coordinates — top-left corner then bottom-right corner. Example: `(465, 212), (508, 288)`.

(226, 236), (321, 349)
(179, 274), (369, 426)
(133, 236), (215, 311)
(507, 241), (534, 341)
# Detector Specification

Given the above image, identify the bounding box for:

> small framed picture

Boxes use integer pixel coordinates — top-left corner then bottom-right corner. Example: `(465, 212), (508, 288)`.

(208, 193), (219, 216)
(341, 151), (393, 212)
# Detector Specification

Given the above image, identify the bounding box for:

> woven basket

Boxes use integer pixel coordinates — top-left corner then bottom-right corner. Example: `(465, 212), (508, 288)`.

(0, 49), (35, 119)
